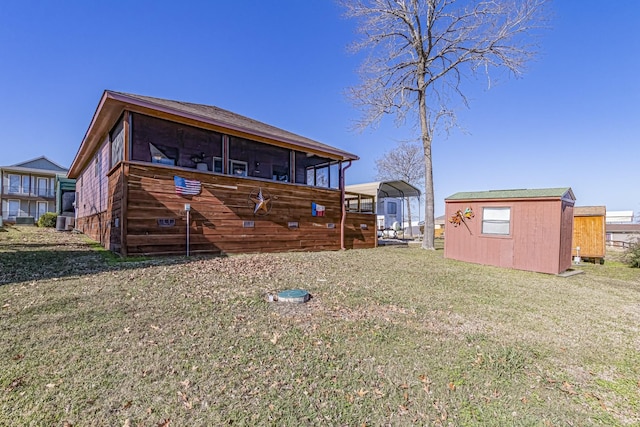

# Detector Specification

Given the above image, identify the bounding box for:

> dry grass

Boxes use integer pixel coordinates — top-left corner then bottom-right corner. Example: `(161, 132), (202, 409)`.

(1, 225), (639, 426)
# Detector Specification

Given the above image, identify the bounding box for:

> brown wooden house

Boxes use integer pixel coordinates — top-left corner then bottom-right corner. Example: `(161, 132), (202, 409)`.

(572, 206), (606, 263)
(68, 91), (376, 256)
(444, 188), (576, 275)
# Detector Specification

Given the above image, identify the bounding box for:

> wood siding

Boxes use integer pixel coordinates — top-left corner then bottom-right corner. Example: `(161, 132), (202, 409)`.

(572, 213), (605, 259)
(444, 199), (573, 275)
(76, 136), (111, 219)
(105, 162), (375, 256)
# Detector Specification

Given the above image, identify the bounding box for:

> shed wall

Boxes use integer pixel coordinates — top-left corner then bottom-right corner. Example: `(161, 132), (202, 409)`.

(445, 199), (571, 274)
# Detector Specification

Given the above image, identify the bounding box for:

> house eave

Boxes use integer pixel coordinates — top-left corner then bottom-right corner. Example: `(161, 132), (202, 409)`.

(69, 91), (359, 178)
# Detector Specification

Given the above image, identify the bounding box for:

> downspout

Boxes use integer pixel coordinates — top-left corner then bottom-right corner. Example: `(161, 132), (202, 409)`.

(340, 160), (352, 250)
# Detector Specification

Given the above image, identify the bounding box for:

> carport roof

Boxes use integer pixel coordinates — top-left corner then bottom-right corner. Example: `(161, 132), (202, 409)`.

(345, 180), (421, 199)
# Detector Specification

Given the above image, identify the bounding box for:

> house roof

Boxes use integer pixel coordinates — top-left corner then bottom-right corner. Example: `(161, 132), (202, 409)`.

(345, 180), (421, 199)
(446, 187), (575, 202)
(574, 206), (606, 217)
(606, 223), (640, 233)
(69, 90), (359, 178)
(1, 156), (68, 175)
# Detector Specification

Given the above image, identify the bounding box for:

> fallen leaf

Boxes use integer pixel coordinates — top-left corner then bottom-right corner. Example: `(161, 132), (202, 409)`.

(356, 388), (368, 397)
(561, 381), (577, 395)
(7, 377), (24, 392)
(46, 383), (56, 388)
(448, 382), (456, 391)
(122, 401), (132, 409)
(270, 333), (281, 344)
(12, 354), (24, 361)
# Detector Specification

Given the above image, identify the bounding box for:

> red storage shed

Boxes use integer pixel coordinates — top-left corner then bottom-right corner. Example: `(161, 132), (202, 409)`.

(444, 188), (576, 275)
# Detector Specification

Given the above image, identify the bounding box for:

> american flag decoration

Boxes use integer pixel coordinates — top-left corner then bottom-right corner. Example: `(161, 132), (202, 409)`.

(174, 176), (201, 196)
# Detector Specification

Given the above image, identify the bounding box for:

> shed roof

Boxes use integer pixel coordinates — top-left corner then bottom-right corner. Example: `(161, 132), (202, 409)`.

(69, 90), (359, 178)
(446, 187), (575, 202)
(345, 180), (421, 199)
(574, 206), (606, 216)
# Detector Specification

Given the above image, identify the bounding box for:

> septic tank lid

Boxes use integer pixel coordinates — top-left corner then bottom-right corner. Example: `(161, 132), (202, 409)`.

(277, 289), (310, 303)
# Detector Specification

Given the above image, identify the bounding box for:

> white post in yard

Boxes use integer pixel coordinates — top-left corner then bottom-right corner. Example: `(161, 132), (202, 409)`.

(185, 203), (191, 257)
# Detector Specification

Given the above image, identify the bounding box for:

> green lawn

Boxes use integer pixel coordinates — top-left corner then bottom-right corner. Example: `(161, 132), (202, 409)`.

(1, 226), (639, 426)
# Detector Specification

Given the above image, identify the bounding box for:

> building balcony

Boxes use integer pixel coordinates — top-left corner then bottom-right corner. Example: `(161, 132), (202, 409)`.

(2, 189), (55, 198)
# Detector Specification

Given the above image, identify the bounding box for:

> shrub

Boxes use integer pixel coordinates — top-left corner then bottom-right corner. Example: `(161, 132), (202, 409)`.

(625, 241), (640, 268)
(38, 212), (58, 228)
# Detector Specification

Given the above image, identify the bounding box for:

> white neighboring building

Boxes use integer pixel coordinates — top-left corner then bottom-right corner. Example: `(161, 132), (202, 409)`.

(345, 180), (421, 235)
(606, 210), (634, 223)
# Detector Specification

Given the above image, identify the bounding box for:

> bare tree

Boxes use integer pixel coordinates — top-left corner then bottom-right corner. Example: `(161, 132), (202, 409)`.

(375, 141), (425, 236)
(341, 0), (549, 249)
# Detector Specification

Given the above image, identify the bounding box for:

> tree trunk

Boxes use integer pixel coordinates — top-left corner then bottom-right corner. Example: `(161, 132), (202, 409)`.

(417, 76), (435, 250)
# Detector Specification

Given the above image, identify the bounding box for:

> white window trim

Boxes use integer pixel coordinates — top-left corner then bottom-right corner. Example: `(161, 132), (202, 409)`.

(482, 207), (511, 235)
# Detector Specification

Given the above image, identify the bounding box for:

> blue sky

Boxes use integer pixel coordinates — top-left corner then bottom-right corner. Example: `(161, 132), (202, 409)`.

(1, 1), (638, 217)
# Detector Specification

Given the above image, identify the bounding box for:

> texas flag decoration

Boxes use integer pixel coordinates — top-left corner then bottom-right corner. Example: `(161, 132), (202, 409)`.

(174, 176), (201, 196)
(311, 202), (325, 217)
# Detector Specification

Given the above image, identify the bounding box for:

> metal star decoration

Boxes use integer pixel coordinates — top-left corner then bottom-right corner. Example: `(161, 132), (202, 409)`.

(249, 188), (272, 215)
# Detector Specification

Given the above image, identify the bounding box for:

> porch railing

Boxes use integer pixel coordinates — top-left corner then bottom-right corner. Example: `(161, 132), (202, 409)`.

(344, 192), (375, 214)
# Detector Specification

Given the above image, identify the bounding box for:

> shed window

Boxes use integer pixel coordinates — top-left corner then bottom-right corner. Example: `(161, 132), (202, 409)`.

(482, 207), (511, 235)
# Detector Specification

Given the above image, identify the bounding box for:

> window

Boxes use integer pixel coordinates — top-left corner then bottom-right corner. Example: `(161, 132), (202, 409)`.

(230, 160), (247, 177)
(305, 162), (339, 188)
(387, 201), (397, 215)
(8, 175), (20, 193)
(213, 157), (223, 173)
(482, 207), (511, 235)
(37, 178), (49, 197)
(8, 200), (19, 219)
(22, 176), (30, 194)
(212, 158), (248, 176)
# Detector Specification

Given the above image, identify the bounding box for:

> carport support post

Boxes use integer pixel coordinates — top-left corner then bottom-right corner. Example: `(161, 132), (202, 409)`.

(185, 203), (191, 257)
